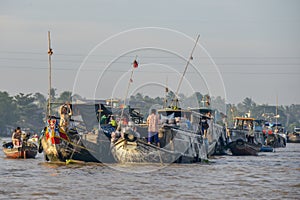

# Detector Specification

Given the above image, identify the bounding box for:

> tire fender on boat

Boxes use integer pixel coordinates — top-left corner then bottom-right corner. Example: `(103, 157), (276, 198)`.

(124, 128), (137, 142)
(236, 139), (245, 146)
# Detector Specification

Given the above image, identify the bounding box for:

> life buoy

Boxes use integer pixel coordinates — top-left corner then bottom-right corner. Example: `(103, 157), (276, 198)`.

(124, 128), (138, 142)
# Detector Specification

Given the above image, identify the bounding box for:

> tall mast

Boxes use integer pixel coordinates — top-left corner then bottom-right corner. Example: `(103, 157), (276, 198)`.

(175, 34), (200, 97)
(171, 34), (200, 107)
(47, 31), (53, 118)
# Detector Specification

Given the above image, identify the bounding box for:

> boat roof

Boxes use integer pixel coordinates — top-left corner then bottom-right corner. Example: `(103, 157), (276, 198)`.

(254, 119), (265, 122)
(158, 108), (191, 112)
(50, 99), (108, 105)
(189, 107), (214, 112)
(234, 117), (255, 121)
(265, 122), (282, 127)
(158, 108), (192, 118)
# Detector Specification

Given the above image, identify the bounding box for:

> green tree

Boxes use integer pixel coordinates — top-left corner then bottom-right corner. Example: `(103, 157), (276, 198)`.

(14, 93), (44, 133)
(34, 92), (47, 109)
(57, 91), (72, 103)
(211, 96), (226, 113)
(0, 91), (17, 135)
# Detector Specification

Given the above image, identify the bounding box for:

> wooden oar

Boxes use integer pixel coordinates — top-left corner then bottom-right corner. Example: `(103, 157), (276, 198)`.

(66, 137), (81, 165)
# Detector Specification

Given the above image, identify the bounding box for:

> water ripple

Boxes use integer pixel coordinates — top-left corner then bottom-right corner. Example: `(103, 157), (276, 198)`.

(0, 142), (299, 199)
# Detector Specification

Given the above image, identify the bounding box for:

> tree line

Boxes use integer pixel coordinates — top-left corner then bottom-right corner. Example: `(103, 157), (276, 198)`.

(0, 89), (72, 136)
(0, 90), (299, 136)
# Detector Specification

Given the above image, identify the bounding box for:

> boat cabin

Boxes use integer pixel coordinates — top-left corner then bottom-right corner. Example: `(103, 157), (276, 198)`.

(294, 127), (300, 134)
(158, 108), (192, 128)
(229, 117), (263, 144)
(158, 108), (191, 119)
(264, 122), (286, 134)
(233, 117), (255, 130)
(189, 107), (214, 117)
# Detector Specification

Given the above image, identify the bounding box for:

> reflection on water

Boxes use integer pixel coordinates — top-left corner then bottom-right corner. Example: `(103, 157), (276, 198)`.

(0, 136), (299, 199)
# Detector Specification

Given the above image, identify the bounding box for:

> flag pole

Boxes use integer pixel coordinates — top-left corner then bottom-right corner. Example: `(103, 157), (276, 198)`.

(171, 34), (200, 107)
(120, 56), (138, 123)
(47, 31), (53, 118)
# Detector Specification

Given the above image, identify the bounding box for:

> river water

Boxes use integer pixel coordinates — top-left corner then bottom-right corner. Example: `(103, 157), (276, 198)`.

(0, 137), (299, 200)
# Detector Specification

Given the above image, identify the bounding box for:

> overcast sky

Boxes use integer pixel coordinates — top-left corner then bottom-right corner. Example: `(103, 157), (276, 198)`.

(0, 0), (299, 106)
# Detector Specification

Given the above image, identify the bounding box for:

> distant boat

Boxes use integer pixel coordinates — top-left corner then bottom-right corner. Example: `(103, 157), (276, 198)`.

(287, 127), (300, 143)
(2, 139), (38, 159)
(265, 122), (287, 148)
(253, 119), (274, 152)
(264, 97), (287, 148)
(226, 117), (263, 156)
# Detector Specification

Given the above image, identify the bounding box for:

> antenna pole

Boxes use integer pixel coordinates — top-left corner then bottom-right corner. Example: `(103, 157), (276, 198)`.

(47, 31), (53, 118)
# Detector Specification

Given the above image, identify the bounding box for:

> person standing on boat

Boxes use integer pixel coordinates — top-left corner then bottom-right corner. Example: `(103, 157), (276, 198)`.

(248, 122), (255, 143)
(12, 127), (22, 147)
(147, 109), (160, 147)
(201, 117), (209, 138)
(59, 101), (73, 131)
(203, 112), (212, 138)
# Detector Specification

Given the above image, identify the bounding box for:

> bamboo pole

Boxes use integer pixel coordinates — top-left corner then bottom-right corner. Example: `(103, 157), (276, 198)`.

(120, 56), (138, 122)
(175, 34), (200, 98)
(47, 31), (53, 118)
(171, 35), (200, 107)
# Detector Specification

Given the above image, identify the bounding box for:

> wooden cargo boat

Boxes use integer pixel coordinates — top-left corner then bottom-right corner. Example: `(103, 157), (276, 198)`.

(2, 141), (38, 159)
(41, 32), (114, 164)
(226, 117), (263, 156)
(287, 127), (300, 143)
(39, 102), (115, 163)
(227, 139), (262, 156)
(111, 108), (208, 164)
(265, 123), (287, 148)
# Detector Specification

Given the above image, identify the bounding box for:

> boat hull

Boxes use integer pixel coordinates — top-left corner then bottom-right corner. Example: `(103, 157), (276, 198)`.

(40, 117), (115, 163)
(260, 145), (274, 152)
(40, 131), (112, 163)
(208, 123), (227, 156)
(2, 142), (38, 159)
(266, 133), (287, 148)
(227, 139), (262, 156)
(111, 126), (207, 164)
(287, 134), (300, 143)
(111, 139), (181, 163)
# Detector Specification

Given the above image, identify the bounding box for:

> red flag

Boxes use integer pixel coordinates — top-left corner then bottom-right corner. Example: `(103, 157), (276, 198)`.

(133, 60), (138, 68)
